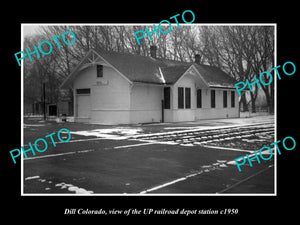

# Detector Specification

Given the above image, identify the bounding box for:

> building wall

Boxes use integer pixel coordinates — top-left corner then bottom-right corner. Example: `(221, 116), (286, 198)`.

(195, 89), (239, 120)
(163, 86), (173, 123)
(130, 83), (163, 124)
(73, 65), (131, 124)
(165, 72), (239, 122)
(73, 63), (239, 124)
(170, 73), (197, 122)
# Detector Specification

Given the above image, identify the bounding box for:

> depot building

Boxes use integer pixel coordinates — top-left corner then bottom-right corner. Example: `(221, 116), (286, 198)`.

(60, 46), (239, 125)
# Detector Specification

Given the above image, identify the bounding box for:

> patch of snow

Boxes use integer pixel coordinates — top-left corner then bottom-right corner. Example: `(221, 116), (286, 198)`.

(55, 183), (65, 187)
(201, 165), (212, 168)
(24, 124), (46, 128)
(25, 176), (40, 181)
(260, 149), (273, 155)
(227, 160), (237, 165)
(75, 188), (93, 194)
(71, 127), (143, 140)
(55, 181), (94, 194)
(180, 143), (194, 146)
(68, 186), (79, 192)
(217, 160), (227, 163)
(219, 164), (228, 168)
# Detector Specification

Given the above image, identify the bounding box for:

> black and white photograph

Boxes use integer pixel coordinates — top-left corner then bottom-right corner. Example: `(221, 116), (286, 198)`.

(21, 24), (276, 195)
(4, 5), (298, 221)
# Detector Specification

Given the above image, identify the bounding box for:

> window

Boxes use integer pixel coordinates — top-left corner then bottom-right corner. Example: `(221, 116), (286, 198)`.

(76, 88), (90, 94)
(185, 88), (191, 109)
(197, 89), (202, 108)
(178, 87), (184, 109)
(223, 90), (227, 108)
(164, 87), (171, 109)
(178, 87), (192, 109)
(211, 90), (215, 108)
(97, 65), (103, 77)
(231, 91), (235, 107)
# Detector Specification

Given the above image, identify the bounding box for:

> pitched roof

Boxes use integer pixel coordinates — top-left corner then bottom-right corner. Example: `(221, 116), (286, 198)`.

(61, 48), (238, 89)
(193, 64), (238, 89)
(97, 49), (167, 84)
(160, 64), (192, 84)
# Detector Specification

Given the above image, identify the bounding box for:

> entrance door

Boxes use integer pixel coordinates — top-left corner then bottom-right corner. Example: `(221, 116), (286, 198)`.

(163, 87), (171, 123)
(77, 95), (91, 118)
(48, 104), (57, 116)
(76, 88), (91, 119)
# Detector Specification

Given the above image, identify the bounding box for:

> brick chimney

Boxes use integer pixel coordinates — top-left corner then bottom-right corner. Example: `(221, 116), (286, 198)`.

(150, 45), (157, 58)
(195, 54), (201, 64)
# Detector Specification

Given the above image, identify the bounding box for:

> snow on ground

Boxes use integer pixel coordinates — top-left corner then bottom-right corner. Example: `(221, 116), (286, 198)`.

(55, 182), (94, 194)
(163, 115), (274, 131)
(71, 127), (144, 140)
(25, 176), (40, 180)
(24, 124), (47, 128)
(69, 116), (274, 141)
(24, 175), (94, 194)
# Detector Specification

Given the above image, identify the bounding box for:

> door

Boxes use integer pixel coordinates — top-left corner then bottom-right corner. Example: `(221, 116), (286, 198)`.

(163, 87), (171, 123)
(48, 104), (57, 116)
(77, 95), (91, 118)
(76, 88), (91, 119)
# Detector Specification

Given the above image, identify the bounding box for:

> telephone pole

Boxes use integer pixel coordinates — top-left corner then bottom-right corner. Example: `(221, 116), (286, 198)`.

(43, 82), (46, 120)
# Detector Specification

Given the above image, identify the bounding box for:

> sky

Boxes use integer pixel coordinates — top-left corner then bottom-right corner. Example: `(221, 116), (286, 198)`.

(23, 25), (41, 37)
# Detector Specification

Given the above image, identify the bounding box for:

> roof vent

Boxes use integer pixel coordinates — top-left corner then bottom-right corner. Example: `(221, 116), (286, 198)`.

(150, 45), (157, 59)
(195, 54), (201, 64)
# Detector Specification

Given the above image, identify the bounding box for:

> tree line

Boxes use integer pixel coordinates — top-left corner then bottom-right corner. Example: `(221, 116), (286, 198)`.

(24, 25), (274, 114)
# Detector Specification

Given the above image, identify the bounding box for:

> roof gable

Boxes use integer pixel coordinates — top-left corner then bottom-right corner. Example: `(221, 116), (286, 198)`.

(160, 64), (192, 84)
(97, 49), (166, 84)
(193, 64), (238, 89)
(60, 48), (238, 89)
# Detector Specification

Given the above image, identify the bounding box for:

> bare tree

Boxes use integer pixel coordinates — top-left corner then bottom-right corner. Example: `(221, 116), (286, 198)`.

(250, 26), (275, 114)
(198, 26), (274, 113)
(24, 25), (274, 116)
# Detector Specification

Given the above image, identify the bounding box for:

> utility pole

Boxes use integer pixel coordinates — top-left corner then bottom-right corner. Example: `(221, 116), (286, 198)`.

(43, 82), (46, 120)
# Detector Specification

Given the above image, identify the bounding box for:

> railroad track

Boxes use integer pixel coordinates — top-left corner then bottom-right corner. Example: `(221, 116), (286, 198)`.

(131, 123), (275, 149)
